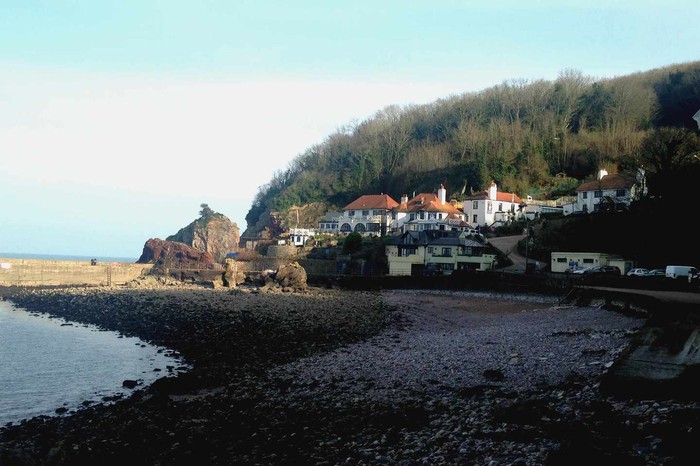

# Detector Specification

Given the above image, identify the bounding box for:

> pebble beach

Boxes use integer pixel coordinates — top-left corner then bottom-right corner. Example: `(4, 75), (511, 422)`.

(0, 282), (697, 465)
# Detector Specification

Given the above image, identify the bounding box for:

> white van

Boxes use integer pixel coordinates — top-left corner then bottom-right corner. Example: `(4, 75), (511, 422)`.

(665, 265), (699, 279)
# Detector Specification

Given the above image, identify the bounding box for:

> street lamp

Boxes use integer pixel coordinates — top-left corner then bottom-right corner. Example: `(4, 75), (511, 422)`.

(518, 202), (530, 273)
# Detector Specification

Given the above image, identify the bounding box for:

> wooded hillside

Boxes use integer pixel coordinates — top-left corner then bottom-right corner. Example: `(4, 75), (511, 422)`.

(246, 61), (700, 233)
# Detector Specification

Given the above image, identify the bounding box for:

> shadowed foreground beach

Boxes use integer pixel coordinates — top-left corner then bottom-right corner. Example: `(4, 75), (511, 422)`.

(0, 283), (697, 465)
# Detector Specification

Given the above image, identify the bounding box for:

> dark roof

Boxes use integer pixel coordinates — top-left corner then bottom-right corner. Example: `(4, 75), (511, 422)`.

(386, 230), (485, 247)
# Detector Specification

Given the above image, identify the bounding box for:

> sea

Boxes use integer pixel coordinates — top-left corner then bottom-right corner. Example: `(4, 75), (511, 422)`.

(0, 253), (186, 426)
(0, 252), (138, 263)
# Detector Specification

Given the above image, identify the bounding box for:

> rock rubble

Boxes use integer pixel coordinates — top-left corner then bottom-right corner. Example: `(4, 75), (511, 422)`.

(0, 285), (697, 465)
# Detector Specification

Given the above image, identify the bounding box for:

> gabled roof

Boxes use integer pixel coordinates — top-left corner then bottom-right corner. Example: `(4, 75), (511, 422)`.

(386, 230), (485, 247)
(343, 194), (399, 211)
(396, 193), (463, 214)
(576, 174), (636, 192)
(464, 190), (523, 203)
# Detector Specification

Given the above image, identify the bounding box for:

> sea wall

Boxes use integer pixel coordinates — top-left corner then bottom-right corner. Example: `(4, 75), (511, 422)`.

(0, 258), (153, 286)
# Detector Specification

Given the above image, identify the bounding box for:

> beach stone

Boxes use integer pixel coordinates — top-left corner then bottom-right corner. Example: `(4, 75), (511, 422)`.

(122, 379), (139, 389)
(275, 262), (307, 290)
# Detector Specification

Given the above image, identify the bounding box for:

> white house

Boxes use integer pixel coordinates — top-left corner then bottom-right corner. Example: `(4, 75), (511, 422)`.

(287, 228), (315, 246)
(318, 212), (341, 233)
(337, 194), (399, 235)
(564, 168), (642, 215)
(393, 185), (472, 233)
(463, 181), (524, 228)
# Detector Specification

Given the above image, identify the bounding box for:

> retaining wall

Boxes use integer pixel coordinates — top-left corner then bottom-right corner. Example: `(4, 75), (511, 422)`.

(0, 258), (153, 287)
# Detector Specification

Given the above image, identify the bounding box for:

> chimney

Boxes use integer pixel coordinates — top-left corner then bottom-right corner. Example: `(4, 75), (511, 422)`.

(597, 167), (608, 180)
(437, 184), (446, 205)
(401, 194), (408, 204)
(488, 181), (497, 200)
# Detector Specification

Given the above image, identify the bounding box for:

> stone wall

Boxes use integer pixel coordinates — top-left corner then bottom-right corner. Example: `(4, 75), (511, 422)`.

(0, 258), (152, 286)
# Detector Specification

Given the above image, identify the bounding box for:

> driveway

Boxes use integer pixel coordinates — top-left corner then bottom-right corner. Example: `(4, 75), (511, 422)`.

(487, 233), (540, 272)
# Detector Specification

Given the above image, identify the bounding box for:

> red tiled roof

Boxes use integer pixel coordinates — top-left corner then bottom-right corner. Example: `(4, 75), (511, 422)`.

(464, 190), (523, 204)
(343, 194), (399, 210)
(576, 174), (635, 192)
(396, 193), (463, 214)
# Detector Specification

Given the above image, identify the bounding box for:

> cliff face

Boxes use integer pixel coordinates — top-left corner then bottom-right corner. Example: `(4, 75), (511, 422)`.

(137, 238), (216, 268)
(166, 214), (240, 263)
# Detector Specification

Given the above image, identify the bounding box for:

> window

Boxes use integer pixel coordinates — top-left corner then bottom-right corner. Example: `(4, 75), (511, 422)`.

(348, 211), (355, 217)
(583, 258), (594, 264)
(428, 213), (435, 219)
(472, 214), (478, 223)
(616, 189), (626, 197)
(391, 212), (396, 219)
(582, 192), (588, 199)
(404, 247), (417, 256)
(487, 201), (492, 213)
(498, 203), (503, 211)
(472, 201), (478, 209)
(510, 204), (515, 212)
(594, 190), (602, 198)
(419, 212), (425, 220)
(362, 210), (369, 216)
(556, 258), (567, 263)
(427, 247), (433, 254)
(441, 247), (452, 256)
(442, 263), (454, 271)
(410, 213), (415, 220)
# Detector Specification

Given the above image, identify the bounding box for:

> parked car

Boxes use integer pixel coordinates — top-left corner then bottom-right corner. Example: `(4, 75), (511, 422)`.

(642, 268), (666, 277)
(626, 268), (649, 277)
(665, 265), (700, 280)
(565, 265), (587, 274)
(582, 265), (621, 275)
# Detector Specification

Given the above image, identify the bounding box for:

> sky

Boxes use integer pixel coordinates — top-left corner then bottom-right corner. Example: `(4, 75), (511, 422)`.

(1, 1), (698, 259)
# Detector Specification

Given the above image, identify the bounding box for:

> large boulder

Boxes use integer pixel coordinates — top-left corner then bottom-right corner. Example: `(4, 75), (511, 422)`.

(222, 259), (246, 287)
(167, 213), (239, 263)
(274, 262), (308, 290)
(137, 238), (217, 269)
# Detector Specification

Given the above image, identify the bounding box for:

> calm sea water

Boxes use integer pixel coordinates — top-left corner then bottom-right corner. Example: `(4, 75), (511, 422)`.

(0, 300), (188, 426)
(0, 252), (138, 263)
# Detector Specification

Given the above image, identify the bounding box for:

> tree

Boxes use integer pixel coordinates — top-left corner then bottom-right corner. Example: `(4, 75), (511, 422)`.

(638, 127), (700, 197)
(200, 203), (215, 220)
(342, 232), (363, 254)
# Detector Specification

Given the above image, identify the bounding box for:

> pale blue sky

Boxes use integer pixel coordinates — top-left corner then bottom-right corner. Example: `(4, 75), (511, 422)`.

(1, 1), (698, 258)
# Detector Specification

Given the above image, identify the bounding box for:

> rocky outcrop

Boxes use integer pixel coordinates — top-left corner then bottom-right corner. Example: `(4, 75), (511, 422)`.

(260, 262), (308, 291)
(275, 262), (308, 289)
(222, 259), (246, 287)
(167, 214), (239, 263)
(137, 238), (216, 269)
